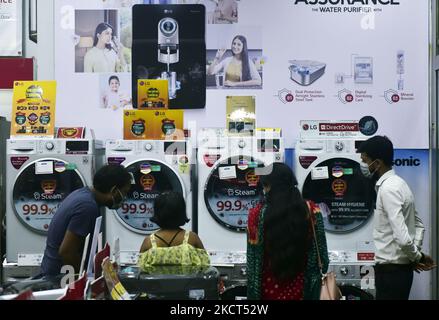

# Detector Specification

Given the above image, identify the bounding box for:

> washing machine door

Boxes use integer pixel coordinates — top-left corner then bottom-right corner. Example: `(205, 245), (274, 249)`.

(301, 157), (376, 233)
(220, 284), (247, 300)
(12, 158), (86, 234)
(116, 159), (184, 234)
(339, 285), (374, 300)
(204, 155), (264, 232)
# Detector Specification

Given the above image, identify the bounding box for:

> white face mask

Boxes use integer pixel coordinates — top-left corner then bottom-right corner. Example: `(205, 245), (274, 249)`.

(360, 159), (378, 178)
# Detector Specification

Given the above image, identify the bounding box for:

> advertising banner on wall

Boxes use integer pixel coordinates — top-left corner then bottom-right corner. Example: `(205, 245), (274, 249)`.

(132, 4), (206, 109)
(392, 149), (430, 300)
(137, 79), (169, 109)
(123, 109), (183, 140)
(226, 95), (256, 135)
(10, 81), (57, 138)
(0, 0), (22, 56)
(54, 0), (428, 148)
(257, 0), (429, 149)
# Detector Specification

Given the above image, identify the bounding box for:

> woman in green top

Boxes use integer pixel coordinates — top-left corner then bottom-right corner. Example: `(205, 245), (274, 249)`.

(138, 191), (209, 269)
(247, 163), (329, 300)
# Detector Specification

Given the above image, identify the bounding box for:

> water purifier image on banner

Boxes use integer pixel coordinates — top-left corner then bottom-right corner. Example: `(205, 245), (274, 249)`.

(132, 4), (206, 109)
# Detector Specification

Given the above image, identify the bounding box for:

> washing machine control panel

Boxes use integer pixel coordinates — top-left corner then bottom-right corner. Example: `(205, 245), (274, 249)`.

(328, 263), (376, 298)
(228, 137), (253, 153)
(334, 141), (344, 152)
(208, 251), (247, 265)
(22, 140), (93, 155)
(238, 139), (246, 149)
(328, 140), (354, 154)
(36, 140), (62, 154)
(7, 140), (37, 153)
(45, 142), (54, 151)
(144, 143), (153, 151)
(298, 139), (360, 155)
(106, 140), (136, 155)
(328, 250), (375, 298)
(138, 141), (160, 155)
(339, 266), (349, 276)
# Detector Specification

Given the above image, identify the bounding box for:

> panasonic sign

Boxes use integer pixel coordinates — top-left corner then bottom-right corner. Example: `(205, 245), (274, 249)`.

(392, 157), (421, 167)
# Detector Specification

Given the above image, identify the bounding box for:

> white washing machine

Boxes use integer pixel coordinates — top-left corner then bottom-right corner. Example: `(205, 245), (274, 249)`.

(105, 139), (193, 265)
(197, 128), (284, 254)
(5, 136), (103, 265)
(328, 261), (376, 300)
(295, 138), (376, 259)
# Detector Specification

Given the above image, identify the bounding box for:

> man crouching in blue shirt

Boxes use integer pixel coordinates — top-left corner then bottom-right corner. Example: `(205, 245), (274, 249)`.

(40, 164), (131, 277)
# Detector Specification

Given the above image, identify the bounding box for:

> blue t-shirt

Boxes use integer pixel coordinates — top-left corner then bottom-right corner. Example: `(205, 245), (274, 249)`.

(41, 187), (100, 276)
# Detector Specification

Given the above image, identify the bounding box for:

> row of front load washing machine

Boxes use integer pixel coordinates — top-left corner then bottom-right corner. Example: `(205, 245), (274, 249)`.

(4, 129), (376, 297)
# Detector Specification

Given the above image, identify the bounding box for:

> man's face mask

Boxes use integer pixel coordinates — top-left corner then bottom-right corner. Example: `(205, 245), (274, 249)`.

(360, 159), (378, 178)
(108, 187), (126, 210)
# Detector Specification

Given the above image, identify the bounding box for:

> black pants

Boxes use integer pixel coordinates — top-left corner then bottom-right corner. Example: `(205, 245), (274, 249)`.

(374, 264), (414, 300)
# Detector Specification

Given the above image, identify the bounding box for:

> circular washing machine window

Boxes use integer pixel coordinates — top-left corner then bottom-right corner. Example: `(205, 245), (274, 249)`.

(302, 158), (376, 233)
(204, 155), (264, 232)
(12, 159), (86, 234)
(116, 159), (185, 234)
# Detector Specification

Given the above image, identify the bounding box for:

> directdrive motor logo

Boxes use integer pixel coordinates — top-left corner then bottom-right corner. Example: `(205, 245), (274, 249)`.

(320, 123), (359, 131)
(359, 116), (378, 136)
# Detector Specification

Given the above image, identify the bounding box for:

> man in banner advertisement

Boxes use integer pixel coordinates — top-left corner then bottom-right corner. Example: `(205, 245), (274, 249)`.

(40, 165), (131, 277)
(357, 136), (436, 300)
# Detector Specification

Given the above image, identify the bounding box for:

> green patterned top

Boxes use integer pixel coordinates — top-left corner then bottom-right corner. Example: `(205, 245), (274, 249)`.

(138, 231), (210, 272)
(247, 201), (329, 300)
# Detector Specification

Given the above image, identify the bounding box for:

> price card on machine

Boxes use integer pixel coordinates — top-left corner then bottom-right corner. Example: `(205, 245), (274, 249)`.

(17, 253), (44, 266)
(120, 251), (140, 265)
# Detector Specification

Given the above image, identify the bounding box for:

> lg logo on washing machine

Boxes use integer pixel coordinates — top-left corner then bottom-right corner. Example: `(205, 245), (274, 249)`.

(302, 123), (318, 131)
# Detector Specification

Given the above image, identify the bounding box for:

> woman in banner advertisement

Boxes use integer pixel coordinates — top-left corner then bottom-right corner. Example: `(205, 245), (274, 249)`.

(102, 75), (132, 110)
(247, 162), (329, 300)
(84, 22), (127, 73)
(138, 191), (210, 272)
(207, 35), (262, 87)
